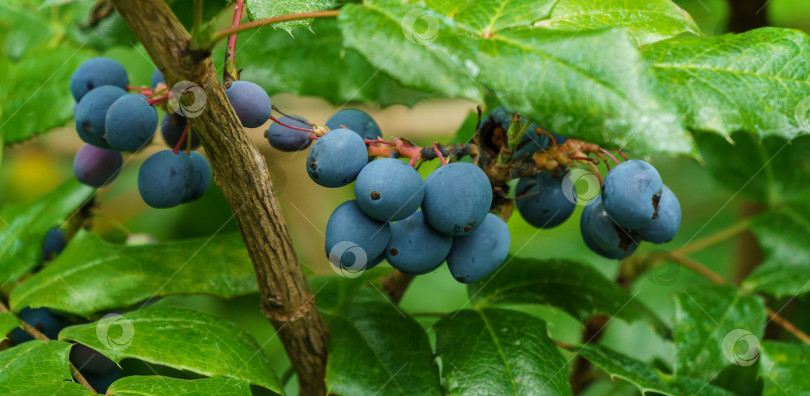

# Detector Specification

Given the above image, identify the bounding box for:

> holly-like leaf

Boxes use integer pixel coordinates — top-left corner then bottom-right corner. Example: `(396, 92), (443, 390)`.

(0, 313), (20, 342)
(760, 341), (810, 395)
(244, 0), (339, 32)
(537, 0), (700, 46)
(107, 376), (251, 396)
(11, 232), (258, 316)
(0, 179), (94, 284)
(7, 381), (94, 396)
(577, 344), (734, 396)
(0, 340), (74, 393)
(673, 285), (766, 381)
(338, 1), (695, 155)
(468, 257), (669, 335)
(435, 308), (572, 395)
(325, 297), (441, 395)
(744, 206), (810, 298)
(454, 0), (556, 33)
(644, 28), (810, 140)
(307, 267), (392, 315)
(235, 18), (433, 107)
(58, 306), (281, 393)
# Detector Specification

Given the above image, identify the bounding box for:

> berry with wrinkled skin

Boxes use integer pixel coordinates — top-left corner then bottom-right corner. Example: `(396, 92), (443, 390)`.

(73, 144), (123, 187)
(70, 57), (129, 101)
(306, 129), (368, 188)
(585, 197), (639, 260)
(637, 185), (681, 244)
(105, 94), (158, 151)
(515, 172), (576, 229)
(447, 214), (510, 283)
(421, 162), (492, 236)
(325, 200), (390, 271)
(225, 80), (271, 128)
(601, 159), (663, 229)
(265, 115), (312, 152)
(355, 158), (424, 222)
(137, 150), (193, 208)
(74, 85), (127, 148)
(385, 211), (452, 274)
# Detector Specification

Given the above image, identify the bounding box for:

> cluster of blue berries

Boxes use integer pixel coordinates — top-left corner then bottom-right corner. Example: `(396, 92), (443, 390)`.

(267, 109), (511, 283)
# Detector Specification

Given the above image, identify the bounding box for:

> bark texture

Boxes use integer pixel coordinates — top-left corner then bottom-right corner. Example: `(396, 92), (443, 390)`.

(111, 1), (327, 394)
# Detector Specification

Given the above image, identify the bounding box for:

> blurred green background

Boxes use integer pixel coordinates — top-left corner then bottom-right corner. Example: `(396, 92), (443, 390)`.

(2, 0), (809, 394)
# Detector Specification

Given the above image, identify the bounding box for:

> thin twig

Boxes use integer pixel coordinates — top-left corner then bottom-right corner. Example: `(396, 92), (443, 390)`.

(672, 218), (751, 257)
(211, 10), (340, 42)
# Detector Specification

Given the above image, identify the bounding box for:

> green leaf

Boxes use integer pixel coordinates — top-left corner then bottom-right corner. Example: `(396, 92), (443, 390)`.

(236, 18), (433, 107)
(1, 45), (90, 143)
(468, 257), (669, 335)
(244, 0), (339, 32)
(0, 313), (20, 342)
(307, 267), (392, 315)
(645, 28), (810, 140)
(7, 381), (94, 396)
(538, 0), (700, 46)
(744, 206), (810, 298)
(454, 0), (556, 33)
(0, 340), (74, 393)
(577, 344), (734, 396)
(673, 285), (766, 380)
(0, 179), (94, 283)
(760, 341), (810, 395)
(58, 306), (281, 393)
(339, 1), (694, 155)
(11, 232), (258, 316)
(325, 297), (440, 395)
(435, 308), (572, 395)
(107, 376), (251, 396)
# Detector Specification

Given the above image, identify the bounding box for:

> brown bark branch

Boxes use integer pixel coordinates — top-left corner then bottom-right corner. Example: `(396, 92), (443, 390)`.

(381, 270), (414, 304)
(110, 1), (327, 394)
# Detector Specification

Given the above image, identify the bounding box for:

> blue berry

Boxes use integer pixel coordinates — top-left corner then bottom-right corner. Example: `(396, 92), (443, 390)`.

(225, 80), (271, 128)
(601, 159), (663, 229)
(515, 172), (576, 229)
(74, 85), (127, 148)
(105, 94), (158, 151)
(70, 57), (129, 102)
(447, 213), (510, 283)
(421, 162), (492, 236)
(306, 129), (368, 188)
(183, 152), (211, 203)
(325, 200), (390, 271)
(265, 116), (312, 152)
(161, 113), (200, 150)
(73, 144), (123, 187)
(355, 158), (424, 222)
(385, 211), (451, 275)
(325, 109), (381, 141)
(42, 227), (67, 262)
(637, 185), (681, 243)
(10, 308), (69, 343)
(150, 68), (165, 88)
(584, 197), (639, 259)
(137, 150), (193, 208)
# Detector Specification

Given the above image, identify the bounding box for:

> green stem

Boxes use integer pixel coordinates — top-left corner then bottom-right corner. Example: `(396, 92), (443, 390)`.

(673, 217), (751, 257)
(208, 10), (340, 44)
(192, 0), (203, 35)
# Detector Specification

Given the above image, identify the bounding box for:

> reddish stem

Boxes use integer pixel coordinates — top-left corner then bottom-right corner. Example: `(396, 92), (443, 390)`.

(269, 115), (312, 133)
(226, 0), (244, 77)
(616, 150), (629, 161)
(433, 142), (447, 165)
(600, 148), (620, 166)
(173, 122), (190, 154)
(147, 95), (169, 105)
(364, 139), (395, 146)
